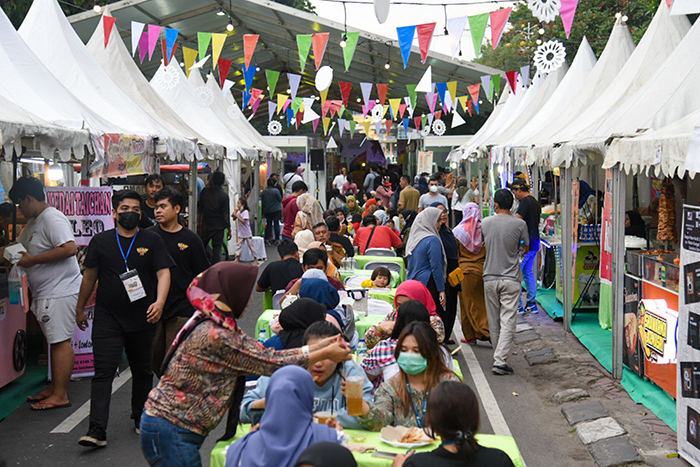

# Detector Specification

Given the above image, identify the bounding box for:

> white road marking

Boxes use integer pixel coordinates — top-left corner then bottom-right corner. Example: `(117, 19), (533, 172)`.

(51, 368), (133, 434)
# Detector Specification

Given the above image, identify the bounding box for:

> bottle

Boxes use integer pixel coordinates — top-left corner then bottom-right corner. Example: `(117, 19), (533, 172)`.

(258, 328), (268, 343)
(356, 339), (367, 363)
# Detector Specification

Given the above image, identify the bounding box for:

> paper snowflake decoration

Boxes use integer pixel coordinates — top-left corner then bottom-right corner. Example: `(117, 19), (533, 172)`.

(533, 40), (566, 74)
(420, 125), (431, 137)
(228, 105), (243, 120)
(194, 86), (214, 108)
(527, 0), (561, 23)
(432, 119), (446, 136)
(371, 105), (384, 123)
(155, 65), (180, 91)
(268, 120), (282, 135)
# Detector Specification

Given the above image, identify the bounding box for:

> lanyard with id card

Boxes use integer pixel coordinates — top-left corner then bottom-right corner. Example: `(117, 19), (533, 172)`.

(117, 230), (147, 302)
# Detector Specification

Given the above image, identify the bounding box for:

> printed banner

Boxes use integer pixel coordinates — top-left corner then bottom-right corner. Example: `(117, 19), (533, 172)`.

(90, 134), (156, 179)
(600, 169), (613, 283)
(417, 151), (433, 175)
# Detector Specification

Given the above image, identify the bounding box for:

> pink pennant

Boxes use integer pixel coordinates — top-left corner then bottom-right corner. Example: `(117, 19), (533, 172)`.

(367, 100), (376, 111)
(467, 83), (480, 104)
(250, 88), (263, 101)
(377, 84), (389, 105)
(312, 118), (320, 132)
(244, 35), (259, 69)
(560, 0), (579, 38)
(665, 0), (672, 6)
(312, 33), (330, 70)
(398, 104), (407, 119)
(251, 97), (262, 116)
(505, 70), (518, 94)
(416, 23), (436, 63)
(425, 93), (437, 113)
(283, 99), (292, 113)
(490, 8), (512, 49)
(103, 16), (116, 48)
(414, 116), (421, 130)
(362, 105), (369, 118)
(322, 101), (332, 118)
(147, 25), (162, 60)
(138, 30), (148, 63)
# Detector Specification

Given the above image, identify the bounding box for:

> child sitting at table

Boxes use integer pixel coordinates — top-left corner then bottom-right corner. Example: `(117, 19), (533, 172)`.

(351, 322), (460, 431)
(361, 266), (392, 288)
(392, 381), (515, 467)
(241, 321), (373, 430)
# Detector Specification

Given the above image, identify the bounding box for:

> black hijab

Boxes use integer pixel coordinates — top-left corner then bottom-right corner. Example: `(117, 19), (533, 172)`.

(278, 298), (327, 349)
(625, 210), (647, 239)
(400, 209), (418, 238)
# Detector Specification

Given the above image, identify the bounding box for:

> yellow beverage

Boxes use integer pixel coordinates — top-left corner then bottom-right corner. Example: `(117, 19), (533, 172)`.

(346, 376), (365, 416)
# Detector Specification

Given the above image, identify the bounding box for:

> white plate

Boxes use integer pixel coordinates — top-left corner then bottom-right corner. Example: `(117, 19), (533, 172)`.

(379, 436), (433, 449)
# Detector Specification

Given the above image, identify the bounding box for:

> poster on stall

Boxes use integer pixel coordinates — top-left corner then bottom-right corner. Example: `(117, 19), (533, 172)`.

(46, 186), (114, 380)
(679, 204), (700, 466)
(417, 151), (433, 175)
(600, 170), (613, 283)
(90, 134), (156, 178)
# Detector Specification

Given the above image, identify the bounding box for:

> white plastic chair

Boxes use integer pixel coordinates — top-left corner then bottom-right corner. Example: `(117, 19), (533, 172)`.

(363, 260), (402, 274)
(271, 290), (285, 310)
(364, 248), (397, 257)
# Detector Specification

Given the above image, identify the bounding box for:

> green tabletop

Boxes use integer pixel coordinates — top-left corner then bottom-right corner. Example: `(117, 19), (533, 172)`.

(211, 426), (523, 467)
(340, 269), (401, 288)
(354, 256), (406, 281)
(256, 309), (384, 340)
(368, 288), (397, 306)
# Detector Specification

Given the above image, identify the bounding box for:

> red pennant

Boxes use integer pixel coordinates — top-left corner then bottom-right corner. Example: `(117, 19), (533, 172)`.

(505, 70), (518, 94)
(377, 84), (389, 105)
(250, 88), (263, 101)
(161, 39), (170, 66)
(169, 43), (179, 62)
(435, 111), (442, 120)
(399, 104), (407, 119)
(339, 82), (352, 107)
(296, 111), (303, 129)
(414, 116), (422, 130)
(665, 0), (672, 6)
(312, 33), (330, 70)
(322, 101), (332, 118)
(218, 58), (233, 87)
(385, 120), (393, 134)
(103, 16), (116, 48)
(467, 100), (473, 116)
(416, 23), (436, 63)
(244, 34), (259, 69)
(490, 8), (512, 49)
(467, 83), (480, 104)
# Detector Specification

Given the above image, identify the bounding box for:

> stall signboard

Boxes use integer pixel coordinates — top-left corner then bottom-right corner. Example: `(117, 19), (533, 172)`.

(600, 170), (613, 283)
(90, 134), (156, 178)
(679, 204), (700, 466)
(46, 186), (114, 379)
(417, 151), (433, 175)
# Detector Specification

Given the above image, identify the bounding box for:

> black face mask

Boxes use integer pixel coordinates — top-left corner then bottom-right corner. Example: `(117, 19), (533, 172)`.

(117, 211), (141, 230)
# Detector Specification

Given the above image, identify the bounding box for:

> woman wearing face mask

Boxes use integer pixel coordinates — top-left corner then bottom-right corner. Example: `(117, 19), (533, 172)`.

(354, 322), (460, 431)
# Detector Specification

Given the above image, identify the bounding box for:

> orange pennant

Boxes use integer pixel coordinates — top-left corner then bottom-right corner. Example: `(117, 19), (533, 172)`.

(103, 16), (116, 48)
(244, 34), (259, 69)
(377, 84), (389, 106)
(312, 33), (330, 70)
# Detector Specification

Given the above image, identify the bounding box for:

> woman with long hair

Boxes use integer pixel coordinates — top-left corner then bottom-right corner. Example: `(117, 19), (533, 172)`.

(328, 189), (347, 214)
(293, 194), (324, 238)
(355, 322), (460, 431)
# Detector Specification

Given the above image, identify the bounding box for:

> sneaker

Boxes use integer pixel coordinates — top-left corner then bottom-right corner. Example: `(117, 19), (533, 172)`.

(527, 304), (539, 314)
(78, 434), (107, 448)
(492, 365), (514, 375)
(517, 307), (527, 314)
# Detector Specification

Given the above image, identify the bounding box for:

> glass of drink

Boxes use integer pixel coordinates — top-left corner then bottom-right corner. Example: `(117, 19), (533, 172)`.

(315, 411), (337, 424)
(346, 376), (365, 416)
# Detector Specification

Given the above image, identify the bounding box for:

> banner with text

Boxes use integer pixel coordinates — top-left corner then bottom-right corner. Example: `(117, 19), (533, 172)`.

(90, 134), (156, 179)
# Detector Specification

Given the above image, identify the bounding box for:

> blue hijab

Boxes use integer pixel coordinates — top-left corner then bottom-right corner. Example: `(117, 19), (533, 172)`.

(225, 366), (339, 467)
(300, 278), (344, 330)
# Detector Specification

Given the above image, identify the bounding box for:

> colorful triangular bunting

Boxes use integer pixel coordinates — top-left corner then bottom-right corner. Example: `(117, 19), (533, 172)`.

(396, 25), (416, 68)
(468, 13), (488, 57)
(131, 21), (145, 57)
(312, 33), (330, 70)
(416, 23), (436, 63)
(198, 32), (212, 63)
(244, 35), (259, 69)
(103, 16), (116, 48)
(343, 31), (360, 71)
(490, 8), (512, 50)
(297, 34), (312, 73)
(147, 25), (162, 60)
(211, 33), (227, 69)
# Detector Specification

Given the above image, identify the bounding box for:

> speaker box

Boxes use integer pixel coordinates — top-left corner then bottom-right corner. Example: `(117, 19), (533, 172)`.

(310, 149), (325, 171)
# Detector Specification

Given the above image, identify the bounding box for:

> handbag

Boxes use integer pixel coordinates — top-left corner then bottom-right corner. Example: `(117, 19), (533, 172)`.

(447, 267), (464, 288)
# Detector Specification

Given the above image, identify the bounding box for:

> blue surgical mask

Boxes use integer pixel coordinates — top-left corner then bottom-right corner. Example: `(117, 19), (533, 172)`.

(397, 352), (428, 375)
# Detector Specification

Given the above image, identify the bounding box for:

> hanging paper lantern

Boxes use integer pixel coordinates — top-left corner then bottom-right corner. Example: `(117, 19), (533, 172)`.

(194, 86), (215, 107)
(420, 125), (431, 137)
(432, 119), (446, 136)
(533, 40), (566, 74)
(268, 120), (283, 135)
(527, 0), (561, 23)
(154, 65), (181, 91)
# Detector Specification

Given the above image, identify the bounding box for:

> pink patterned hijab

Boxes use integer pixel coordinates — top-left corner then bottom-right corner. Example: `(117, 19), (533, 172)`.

(454, 202), (484, 254)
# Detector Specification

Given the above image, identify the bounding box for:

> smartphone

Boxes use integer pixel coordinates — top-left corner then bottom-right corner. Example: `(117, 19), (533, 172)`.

(250, 408), (265, 426)
(371, 451), (397, 459)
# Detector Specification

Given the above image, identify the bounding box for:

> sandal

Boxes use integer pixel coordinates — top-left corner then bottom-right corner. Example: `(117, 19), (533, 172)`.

(30, 401), (72, 411)
(27, 391), (51, 402)
(460, 338), (476, 345)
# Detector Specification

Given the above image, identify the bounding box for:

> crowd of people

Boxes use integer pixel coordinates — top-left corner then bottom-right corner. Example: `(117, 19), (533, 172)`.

(5, 163), (541, 467)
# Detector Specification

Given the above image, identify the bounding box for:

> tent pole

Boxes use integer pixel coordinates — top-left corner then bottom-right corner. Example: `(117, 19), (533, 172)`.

(189, 160), (197, 233)
(11, 150), (18, 242)
(562, 165), (573, 332)
(611, 165), (626, 380)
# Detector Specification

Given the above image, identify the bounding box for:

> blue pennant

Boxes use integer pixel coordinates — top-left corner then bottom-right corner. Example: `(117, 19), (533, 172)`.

(243, 91), (252, 108)
(435, 82), (447, 108)
(243, 64), (257, 92)
(286, 107), (295, 127)
(402, 118), (410, 133)
(396, 25), (416, 69)
(165, 28), (179, 60)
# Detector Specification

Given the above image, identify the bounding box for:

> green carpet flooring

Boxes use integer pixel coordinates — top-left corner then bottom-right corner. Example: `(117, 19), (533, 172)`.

(0, 361), (47, 421)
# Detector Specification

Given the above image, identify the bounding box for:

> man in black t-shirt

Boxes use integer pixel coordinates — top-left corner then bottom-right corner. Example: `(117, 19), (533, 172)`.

(256, 240), (303, 293)
(139, 174), (163, 229)
(511, 179), (542, 314)
(326, 215), (354, 257)
(77, 190), (174, 448)
(198, 171), (230, 264)
(148, 188), (210, 376)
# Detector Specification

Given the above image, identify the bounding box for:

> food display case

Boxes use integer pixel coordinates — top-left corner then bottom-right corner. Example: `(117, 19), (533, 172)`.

(0, 272), (27, 389)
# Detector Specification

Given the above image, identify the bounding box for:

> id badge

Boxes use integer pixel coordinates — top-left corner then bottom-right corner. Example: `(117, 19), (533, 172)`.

(119, 269), (147, 302)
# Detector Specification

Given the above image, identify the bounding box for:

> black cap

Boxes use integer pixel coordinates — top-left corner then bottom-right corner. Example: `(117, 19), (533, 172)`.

(509, 178), (530, 191)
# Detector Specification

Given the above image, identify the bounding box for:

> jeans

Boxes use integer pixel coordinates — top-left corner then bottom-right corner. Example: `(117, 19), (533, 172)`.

(520, 248), (538, 309)
(200, 227), (225, 264)
(484, 280), (520, 367)
(263, 211), (281, 242)
(88, 320), (155, 439)
(140, 413), (205, 467)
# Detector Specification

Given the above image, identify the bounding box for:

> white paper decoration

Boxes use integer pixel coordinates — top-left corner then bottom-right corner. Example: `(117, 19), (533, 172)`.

(371, 105), (384, 123)
(194, 86), (214, 107)
(155, 65), (181, 91)
(268, 120), (282, 135)
(527, 0), (561, 23)
(228, 105), (243, 120)
(420, 125), (431, 137)
(533, 40), (566, 74)
(432, 119), (446, 136)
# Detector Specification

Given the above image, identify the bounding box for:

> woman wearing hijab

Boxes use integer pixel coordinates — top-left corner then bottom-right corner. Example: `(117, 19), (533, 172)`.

(454, 202), (490, 344)
(625, 210), (647, 239)
(374, 209), (389, 226)
(264, 298), (328, 350)
(328, 189), (347, 215)
(346, 195), (363, 217)
(405, 207), (447, 336)
(293, 194), (324, 238)
(432, 204), (460, 345)
(225, 366), (342, 467)
(452, 178), (470, 226)
(294, 229), (316, 255)
(299, 278), (344, 332)
(294, 442), (358, 467)
(140, 263), (350, 467)
(376, 176), (393, 208)
(342, 175), (359, 198)
(362, 198), (377, 217)
(364, 280), (445, 349)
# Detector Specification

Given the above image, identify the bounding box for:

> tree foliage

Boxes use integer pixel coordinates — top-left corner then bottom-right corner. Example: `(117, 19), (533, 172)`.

(475, 0), (660, 72)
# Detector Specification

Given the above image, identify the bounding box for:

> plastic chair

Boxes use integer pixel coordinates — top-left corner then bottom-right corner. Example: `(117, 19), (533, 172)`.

(271, 290), (286, 310)
(344, 275), (367, 289)
(363, 261), (402, 274)
(364, 248), (397, 257)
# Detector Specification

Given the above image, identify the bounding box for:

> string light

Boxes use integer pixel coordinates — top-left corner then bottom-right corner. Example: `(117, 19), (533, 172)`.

(340, 2), (348, 48)
(227, 17), (234, 31)
(384, 59), (390, 69)
(340, 34), (347, 48)
(216, 8), (226, 15)
(384, 43), (391, 69)
(93, 1), (101, 13)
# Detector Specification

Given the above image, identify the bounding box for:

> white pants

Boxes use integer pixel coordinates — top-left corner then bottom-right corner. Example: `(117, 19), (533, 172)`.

(484, 280), (520, 367)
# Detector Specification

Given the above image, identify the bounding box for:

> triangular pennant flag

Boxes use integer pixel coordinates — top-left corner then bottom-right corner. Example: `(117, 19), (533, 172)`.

(169, 43), (179, 63)
(302, 106), (320, 124)
(268, 101), (277, 121)
(103, 16), (116, 48)
(446, 82), (457, 106)
(367, 100), (376, 112)
(183, 47), (198, 78)
(416, 23), (436, 63)
(467, 84), (480, 114)
(451, 110), (466, 128)
(251, 97), (262, 117)
(131, 21), (145, 57)
(435, 110), (442, 120)
(422, 114), (428, 128)
(427, 113), (434, 127)
(425, 93), (437, 113)
(161, 39), (170, 66)
(447, 16), (469, 59)
(243, 91), (252, 109)
(244, 35), (259, 69)
(165, 28), (179, 60)
(327, 136), (338, 149)
(491, 74), (501, 99)
(250, 88), (263, 101)
(297, 34), (312, 73)
(266, 70), (280, 97)
(444, 92), (452, 112)
(147, 25), (162, 60)
(414, 116), (422, 130)
(288, 73), (301, 100)
(396, 25), (416, 68)
(312, 118), (320, 133)
(375, 121), (381, 136)
(291, 97), (303, 113)
(350, 120), (357, 138)
(320, 89), (329, 106)
(458, 96), (469, 113)
(243, 64), (257, 92)
(480, 76), (491, 101)
(490, 8), (512, 49)
(343, 31), (360, 71)
(277, 94), (288, 114)
(312, 33), (330, 70)
(338, 118), (347, 137)
(560, 0), (578, 38)
(295, 109), (303, 129)
(198, 32), (212, 63)
(287, 107), (295, 127)
(377, 84), (389, 105)
(211, 33), (227, 69)
(415, 67), (432, 93)
(362, 105), (369, 119)
(138, 30), (149, 63)
(302, 97), (315, 113)
(468, 13), (489, 56)
(382, 105), (390, 118)
(505, 70), (518, 94)
(323, 117), (331, 136)
(360, 82), (373, 106)
(283, 98), (292, 113)
(389, 99), (401, 120)
(222, 79), (235, 97)
(520, 66), (530, 88)
(323, 101), (332, 118)
(399, 103), (407, 119)
(467, 100), (473, 116)
(339, 82), (352, 107)
(435, 83), (447, 108)
(363, 120), (371, 136)
(406, 85), (417, 109)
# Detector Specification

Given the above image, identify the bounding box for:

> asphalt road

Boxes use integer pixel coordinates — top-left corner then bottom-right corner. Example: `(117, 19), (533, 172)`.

(0, 246), (595, 466)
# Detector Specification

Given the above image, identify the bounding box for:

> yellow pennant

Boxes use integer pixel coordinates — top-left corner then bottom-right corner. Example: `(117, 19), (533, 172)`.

(277, 94), (288, 115)
(363, 119), (371, 136)
(211, 33), (227, 70)
(458, 96), (470, 113)
(320, 89), (329, 107)
(447, 81), (458, 106)
(323, 117), (331, 135)
(183, 47), (198, 78)
(389, 98), (401, 120)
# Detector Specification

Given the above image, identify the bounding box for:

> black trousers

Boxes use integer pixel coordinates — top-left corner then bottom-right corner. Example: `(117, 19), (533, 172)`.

(427, 275), (457, 342)
(263, 211), (281, 242)
(200, 227), (225, 264)
(88, 319), (155, 438)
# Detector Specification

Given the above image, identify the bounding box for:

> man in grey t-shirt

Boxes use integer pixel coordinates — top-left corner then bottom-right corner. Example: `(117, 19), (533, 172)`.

(418, 177), (449, 211)
(481, 189), (529, 376)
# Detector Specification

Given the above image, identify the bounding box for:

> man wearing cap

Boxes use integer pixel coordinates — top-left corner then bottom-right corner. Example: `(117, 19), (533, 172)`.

(511, 178), (541, 314)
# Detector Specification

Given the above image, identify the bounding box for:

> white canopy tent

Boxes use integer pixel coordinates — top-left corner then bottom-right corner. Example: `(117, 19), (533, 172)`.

(448, 90), (510, 162)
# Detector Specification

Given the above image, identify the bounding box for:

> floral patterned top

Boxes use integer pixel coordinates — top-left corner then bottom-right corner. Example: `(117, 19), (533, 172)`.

(358, 372), (461, 432)
(364, 310), (445, 349)
(145, 320), (308, 436)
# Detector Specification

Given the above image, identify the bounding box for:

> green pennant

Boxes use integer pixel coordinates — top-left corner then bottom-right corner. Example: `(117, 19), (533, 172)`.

(291, 97), (303, 113)
(265, 70), (280, 98)
(297, 34), (312, 73)
(421, 114), (428, 128)
(198, 32), (212, 63)
(468, 13), (489, 57)
(343, 31), (360, 71)
(349, 120), (357, 138)
(491, 74), (501, 100)
(406, 84), (418, 109)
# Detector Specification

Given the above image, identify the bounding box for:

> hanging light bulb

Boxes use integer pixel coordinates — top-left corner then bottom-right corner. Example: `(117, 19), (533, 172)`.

(622, 15), (628, 22)
(536, 39), (542, 45)
(226, 17), (234, 32)
(340, 34), (348, 48)
(217, 8), (226, 16)
(538, 28), (545, 35)
(615, 12), (622, 18)
(356, 97), (361, 103)
(384, 59), (390, 69)
(93, 2), (101, 13)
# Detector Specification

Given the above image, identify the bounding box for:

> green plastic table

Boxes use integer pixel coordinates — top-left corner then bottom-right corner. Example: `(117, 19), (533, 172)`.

(354, 256), (406, 281)
(210, 426), (524, 467)
(256, 309), (384, 340)
(340, 269), (401, 288)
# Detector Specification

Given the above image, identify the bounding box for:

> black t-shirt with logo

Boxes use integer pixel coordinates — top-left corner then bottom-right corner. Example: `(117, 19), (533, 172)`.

(84, 228), (175, 332)
(257, 257), (304, 293)
(148, 225), (210, 319)
(516, 195), (542, 249)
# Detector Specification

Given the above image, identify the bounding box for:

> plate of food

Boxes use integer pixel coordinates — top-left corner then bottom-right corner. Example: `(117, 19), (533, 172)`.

(380, 426), (434, 448)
